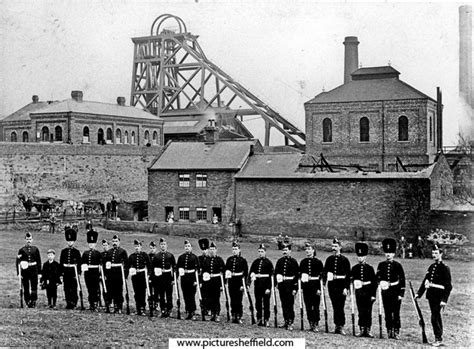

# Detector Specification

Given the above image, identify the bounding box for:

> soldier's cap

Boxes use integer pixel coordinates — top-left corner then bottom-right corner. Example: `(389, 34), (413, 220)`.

(65, 228), (77, 242)
(134, 239), (142, 246)
(47, 249), (55, 255)
(355, 242), (368, 257)
(282, 243), (292, 250)
(332, 237), (341, 245)
(25, 232), (32, 239)
(258, 243), (266, 250)
(101, 239), (108, 244)
(86, 229), (98, 244)
(210, 241), (217, 249)
(184, 240), (191, 245)
(112, 235), (119, 240)
(432, 244), (442, 253)
(159, 238), (166, 243)
(198, 238), (210, 251)
(382, 238), (397, 253)
(149, 241), (156, 247)
(232, 242), (240, 248)
(304, 242), (314, 249)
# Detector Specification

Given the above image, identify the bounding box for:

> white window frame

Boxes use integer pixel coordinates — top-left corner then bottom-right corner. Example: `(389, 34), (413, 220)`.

(179, 207), (190, 221)
(196, 173), (207, 188)
(179, 173), (190, 187)
(196, 207), (207, 221)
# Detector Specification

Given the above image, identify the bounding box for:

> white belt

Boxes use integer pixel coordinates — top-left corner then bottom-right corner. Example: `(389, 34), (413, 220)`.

(111, 263), (123, 267)
(282, 276), (295, 280)
(185, 269), (196, 273)
(87, 265), (99, 269)
(333, 275), (346, 280)
(428, 283), (445, 290)
(231, 272), (243, 277)
(383, 280), (399, 287)
(28, 262), (37, 266)
(361, 281), (371, 285)
(159, 268), (172, 273)
(135, 268), (146, 273)
(308, 276), (320, 281)
(255, 274), (270, 278)
(210, 273), (221, 278)
(63, 264), (76, 267)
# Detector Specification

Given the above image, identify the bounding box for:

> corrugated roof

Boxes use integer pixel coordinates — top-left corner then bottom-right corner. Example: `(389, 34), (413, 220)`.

(1, 101), (60, 122)
(149, 140), (255, 170)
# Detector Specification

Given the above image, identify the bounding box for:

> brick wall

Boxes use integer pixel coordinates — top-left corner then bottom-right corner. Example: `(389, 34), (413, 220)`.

(235, 177), (431, 240)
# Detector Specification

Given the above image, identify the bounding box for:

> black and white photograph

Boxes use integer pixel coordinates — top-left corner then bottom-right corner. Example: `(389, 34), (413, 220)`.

(0, 1), (472, 348)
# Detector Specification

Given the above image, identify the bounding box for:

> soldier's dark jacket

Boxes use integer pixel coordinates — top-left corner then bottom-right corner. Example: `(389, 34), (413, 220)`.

(249, 257), (274, 289)
(225, 255), (249, 281)
(350, 262), (377, 297)
(376, 260), (406, 297)
(324, 254), (351, 289)
(201, 255), (225, 275)
(152, 251), (176, 273)
(129, 251), (151, 271)
(177, 252), (200, 272)
(17, 245), (42, 274)
(300, 256), (324, 288)
(60, 246), (81, 274)
(417, 261), (452, 303)
(275, 255), (299, 290)
(104, 246), (129, 275)
(81, 249), (102, 267)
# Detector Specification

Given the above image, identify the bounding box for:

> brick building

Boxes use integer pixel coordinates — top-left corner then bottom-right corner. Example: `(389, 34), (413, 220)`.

(305, 37), (441, 171)
(0, 91), (163, 146)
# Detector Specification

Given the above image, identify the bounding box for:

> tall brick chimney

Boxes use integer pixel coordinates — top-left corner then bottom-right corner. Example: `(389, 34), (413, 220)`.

(71, 90), (83, 102)
(343, 36), (359, 84)
(204, 119), (218, 144)
(32, 95), (39, 103)
(459, 5), (472, 107)
(117, 97), (126, 106)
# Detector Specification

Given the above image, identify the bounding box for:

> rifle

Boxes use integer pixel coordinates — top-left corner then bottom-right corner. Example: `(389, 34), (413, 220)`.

(378, 284), (383, 339)
(120, 264), (130, 315)
(298, 279), (304, 331)
(145, 268), (153, 318)
(409, 281), (428, 344)
(18, 265), (23, 308)
(271, 276), (278, 328)
(242, 278), (256, 325)
(74, 265), (85, 310)
(195, 270), (206, 321)
(174, 271), (181, 319)
(350, 282), (356, 336)
(220, 273), (231, 322)
(99, 265), (109, 313)
(320, 279), (329, 333)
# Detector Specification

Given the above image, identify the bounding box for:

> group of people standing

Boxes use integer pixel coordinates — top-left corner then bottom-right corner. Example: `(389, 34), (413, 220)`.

(16, 231), (452, 347)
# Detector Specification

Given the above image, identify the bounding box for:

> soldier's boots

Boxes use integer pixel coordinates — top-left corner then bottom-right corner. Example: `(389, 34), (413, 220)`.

(210, 312), (220, 322)
(257, 318), (263, 326)
(286, 320), (294, 331)
(393, 328), (400, 340)
(387, 328), (394, 339)
(365, 327), (374, 338)
(89, 302), (96, 311)
(335, 326), (345, 335)
(263, 319), (270, 327)
(357, 327), (365, 337)
(280, 320), (288, 329)
(310, 322), (319, 332)
(185, 312), (194, 320)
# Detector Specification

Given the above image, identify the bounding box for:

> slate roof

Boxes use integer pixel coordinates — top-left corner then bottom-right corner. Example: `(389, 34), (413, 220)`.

(149, 140), (256, 170)
(1, 101), (60, 122)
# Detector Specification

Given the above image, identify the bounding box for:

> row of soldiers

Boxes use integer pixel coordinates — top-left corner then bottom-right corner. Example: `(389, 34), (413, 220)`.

(17, 232), (452, 347)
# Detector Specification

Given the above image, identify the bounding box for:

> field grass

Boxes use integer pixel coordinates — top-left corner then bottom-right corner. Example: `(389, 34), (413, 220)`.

(0, 226), (473, 348)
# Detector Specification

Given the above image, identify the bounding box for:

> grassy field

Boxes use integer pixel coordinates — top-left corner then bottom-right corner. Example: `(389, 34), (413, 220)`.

(0, 226), (473, 348)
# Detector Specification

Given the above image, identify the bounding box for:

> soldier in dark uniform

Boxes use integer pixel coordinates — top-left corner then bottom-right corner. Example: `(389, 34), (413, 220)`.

(16, 232), (42, 308)
(129, 240), (151, 315)
(153, 238), (176, 318)
(324, 237), (351, 334)
(177, 240), (200, 320)
(275, 243), (299, 330)
(198, 238), (210, 315)
(148, 241), (158, 310)
(41, 249), (61, 309)
(201, 241), (225, 321)
(81, 229), (102, 311)
(376, 238), (406, 339)
(60, 227), (82, 309)
(249, 243), (274, 327)
(350, 242), (377, 337)
(415, 244), (453, 347)
(225, 242), (249, 324)
(104, 234), (128, 313)
(100, 239), (109, 309)
(300, 242), (324, 332)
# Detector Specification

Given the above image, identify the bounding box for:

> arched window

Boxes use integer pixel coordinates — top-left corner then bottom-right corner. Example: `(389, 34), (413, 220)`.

(131, 131), (136, 145)
(124, 131), (129, 144)
(83, 126), (90, 143)
(55, 126), (63, 142)
(106, 128), (113, 143)
(152, 131), (158, 145)
(144, 130), (150, 144)
(398, 115), (408, 141)
(41, 126), (49, 142)
(11, 132), (17, 142)
(22, 131), (29, 142)
(360, 117), (369, 142)
(98, 128), (104, 145)
(322, 118), (332, 142)
(115, 129), (122, 144)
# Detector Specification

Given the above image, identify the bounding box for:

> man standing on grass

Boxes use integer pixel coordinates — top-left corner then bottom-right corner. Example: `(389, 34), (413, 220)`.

(201, 241), (225, 321)
(60, 227), (81, 309)
(81, 229), (102, 311)
(198, 238), (210, 316)
(104, 234), (128, 313)
(324, 238), (351, 335)
(152, 238), (176, 318)
(148, 241), (159, 310)
(225, 242), (249, 324)
(376, 238), (405, 339)
(16, 232), (42, 308)
(177, 240), (200, 320)
(128, 239), (151, 316)
(415, 244), (452, 347)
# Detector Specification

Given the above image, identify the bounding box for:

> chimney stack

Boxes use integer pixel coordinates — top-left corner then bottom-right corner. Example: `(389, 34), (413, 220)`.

(117, 97), (126, 106)
(204, 119), (217, 144)
(459, 5), (472, 107)
(343, 36), (359, 84)
(71, 90), (83, 102)
(32, 95), (39, 103)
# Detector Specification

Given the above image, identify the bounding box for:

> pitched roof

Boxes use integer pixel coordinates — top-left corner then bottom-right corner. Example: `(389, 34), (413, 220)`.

(149, 140), (255, 170)
(351, 66), (400, 80)
(1, 101), (60, 122)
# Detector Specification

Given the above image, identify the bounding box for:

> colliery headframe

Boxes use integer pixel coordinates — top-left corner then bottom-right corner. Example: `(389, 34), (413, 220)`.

(130, 14), (306, 150)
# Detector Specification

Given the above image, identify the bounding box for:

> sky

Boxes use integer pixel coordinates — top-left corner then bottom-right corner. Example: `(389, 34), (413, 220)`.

(0, 0), (472, 146)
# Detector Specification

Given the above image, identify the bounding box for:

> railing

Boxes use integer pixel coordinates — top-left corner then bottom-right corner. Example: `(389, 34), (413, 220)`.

(442, 145), (473, 159)
(0, 210), (104, 225)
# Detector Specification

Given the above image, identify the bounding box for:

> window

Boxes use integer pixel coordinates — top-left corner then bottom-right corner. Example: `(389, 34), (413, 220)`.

(179, 207), (190, 221)
(196, 207), (207, 221)
(196, 173), (207, 188)
(54, 126), (63, 142)
(22, 131), (28, 142)
(360, 117), (369, 142)
(153, 131), (158, 145)
(106, 128), (113, 143)
(41, 126), (49, 142)
(83, 126), (90, 143)
(322, 118), (332, 142)
(179, 173), (190, 187)
(398, 116), (408, 141)
(11, 132), (17, 142)
(116, 129), (122, 144)
(124, 131), (129, 144)
(144, 130), (150, 144)
(131, 131), (136, 145)
(98, 128), (104, 145)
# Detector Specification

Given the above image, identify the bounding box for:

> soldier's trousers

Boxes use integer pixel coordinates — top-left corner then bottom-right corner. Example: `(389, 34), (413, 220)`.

(106, 271), (124, 308)
(278, 280), (295, 323)
(254, 283), (271, 321)
(355, 287), (373, 327)
(228, 277), (244, 316)
(150, 276), (159, 307)
(302, 281), (321, 324)
(428, 298), (443, 341)
(328, 280), (346, 327)
(203, 277), (221, 314)
(382, 288), (401, 330)
(21, 267), (38, 304)
(84, 270), (100, 304)
(63, 269), (78, 306)
(157, 274), (173, 312)
(181, 273), (197, 313)
(132, 272), (147, 310)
